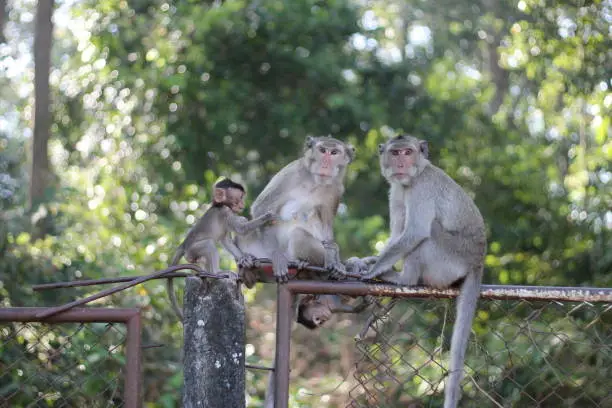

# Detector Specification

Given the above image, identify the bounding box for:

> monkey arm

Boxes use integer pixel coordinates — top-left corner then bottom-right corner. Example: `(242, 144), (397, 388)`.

(308, 200), (345, 276)
(364, 234), (428, 279)
(227, 212), (274, 235)
(220, 235), (245, 260)
(389, 184), (406, 239)
(250, 160), (301, 216)
(363, 203), (435, 280)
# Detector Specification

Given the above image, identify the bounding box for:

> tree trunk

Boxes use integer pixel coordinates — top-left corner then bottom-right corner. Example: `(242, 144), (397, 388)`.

(486, 39), (509, 114)
(0, 0), (7, 43)
(30, 0), (54, 213)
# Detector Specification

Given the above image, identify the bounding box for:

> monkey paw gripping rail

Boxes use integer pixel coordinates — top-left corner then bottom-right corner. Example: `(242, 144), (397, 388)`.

(4, 262), (612, 407)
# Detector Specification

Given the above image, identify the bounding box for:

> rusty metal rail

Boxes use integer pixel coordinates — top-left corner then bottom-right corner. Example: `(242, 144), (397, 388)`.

(30, 261), (358, 320)
(0, 307), (142, 408)
(273, 281), (612, 408)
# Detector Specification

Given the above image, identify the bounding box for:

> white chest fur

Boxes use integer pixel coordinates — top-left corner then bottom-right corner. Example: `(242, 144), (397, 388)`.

(279, 198), (317, 223)
(402, 188), (411, 231)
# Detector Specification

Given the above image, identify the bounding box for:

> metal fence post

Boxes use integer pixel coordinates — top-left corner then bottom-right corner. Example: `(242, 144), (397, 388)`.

(274, 284), (294, 408)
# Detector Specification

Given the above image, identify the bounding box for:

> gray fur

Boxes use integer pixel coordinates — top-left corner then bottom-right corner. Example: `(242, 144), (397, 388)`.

(167, 204), (274, 321)
(238, 135), (354, 408)
(364, 135), (486, 408)
(237, 135), (355, 281)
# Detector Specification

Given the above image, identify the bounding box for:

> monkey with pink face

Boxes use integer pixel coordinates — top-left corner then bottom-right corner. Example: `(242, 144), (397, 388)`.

(237, 135), (355, 282)
(358, 135), (487, 408)
(236, 135), (355, 408)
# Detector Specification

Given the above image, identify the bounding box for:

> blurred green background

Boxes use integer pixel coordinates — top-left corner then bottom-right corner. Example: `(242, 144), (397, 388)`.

(0, 0), (610, 406)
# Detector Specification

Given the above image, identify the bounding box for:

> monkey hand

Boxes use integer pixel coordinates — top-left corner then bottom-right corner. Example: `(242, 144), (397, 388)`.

(362, 295), (376, 305)
(345, 256), (378, 275)
(360, 264), (385, 281)
(327, 261), (349, 279)
(263, 211), (279, 225)
(322, 240), (347, 279)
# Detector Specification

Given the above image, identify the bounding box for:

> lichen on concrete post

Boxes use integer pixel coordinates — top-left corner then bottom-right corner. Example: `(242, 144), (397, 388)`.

(182, 276), (245, 408)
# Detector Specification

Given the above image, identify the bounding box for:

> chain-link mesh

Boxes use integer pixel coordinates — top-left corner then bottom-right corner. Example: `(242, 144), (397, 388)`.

(348, 298), (612, 408)
(0, 321), (129, 407)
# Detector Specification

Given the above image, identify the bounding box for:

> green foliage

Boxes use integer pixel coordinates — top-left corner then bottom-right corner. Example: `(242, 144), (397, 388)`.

(0, 0), (610, 406)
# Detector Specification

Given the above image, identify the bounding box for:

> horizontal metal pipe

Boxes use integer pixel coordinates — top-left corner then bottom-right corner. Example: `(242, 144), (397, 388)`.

(35, 265), (225, 319)
(31, 260), (351, 291)
(246, 364), (274, 371)
(32, 272), (197, 290)
(0, 307), (140, 323)
(283, 281), (612, 303)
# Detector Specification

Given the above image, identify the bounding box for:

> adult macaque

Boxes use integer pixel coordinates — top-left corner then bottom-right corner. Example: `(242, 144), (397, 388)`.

(361, 135), (486, 408)
(167, 178), (275, 321)
(236, 135), (355, 282)
(239, 136), (354, 408)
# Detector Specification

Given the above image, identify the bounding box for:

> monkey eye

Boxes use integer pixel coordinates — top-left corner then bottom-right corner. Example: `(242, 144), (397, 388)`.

(405, 148), (414, 155)
(391, 150), (400, 156)
(330, 149), (339, 155)
(318, 146), (326, 154)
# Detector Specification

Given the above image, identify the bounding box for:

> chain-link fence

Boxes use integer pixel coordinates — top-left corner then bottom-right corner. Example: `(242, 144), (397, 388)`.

(274, 281), (612, 408)
(0, 308), (141, 408)
(349, 298), (612, 408)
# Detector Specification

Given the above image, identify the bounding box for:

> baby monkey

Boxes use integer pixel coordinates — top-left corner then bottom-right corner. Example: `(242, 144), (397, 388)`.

(296, 256), (378, 329)
(167, 178), (275, 321)
(297, 294), (374, 329)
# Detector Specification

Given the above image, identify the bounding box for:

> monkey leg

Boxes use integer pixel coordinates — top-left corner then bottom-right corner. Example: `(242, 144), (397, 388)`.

(419, 242), (468, 289)
(269, 249), (290, 283)
(185, 240), (220, 274)
(287, 227), (325, 266)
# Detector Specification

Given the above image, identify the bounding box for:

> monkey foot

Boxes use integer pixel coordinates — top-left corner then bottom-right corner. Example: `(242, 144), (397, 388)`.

(237, 253), (258, 269)
(327, 263), (349, 280)
(274, 271), (290, 283)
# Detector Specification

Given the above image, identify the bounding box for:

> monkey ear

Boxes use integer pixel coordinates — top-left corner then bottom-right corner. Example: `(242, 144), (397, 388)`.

(346, 144), (356, 163)
(304, 136), (315, 149)
(212, 187), (227, 204)
(419, 140), (429, 159)
(378, 143), (385, 155)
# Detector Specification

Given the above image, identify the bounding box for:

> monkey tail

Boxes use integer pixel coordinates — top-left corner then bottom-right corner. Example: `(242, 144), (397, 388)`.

(167, 247), (185, 322)
(445, 264), (482, 408)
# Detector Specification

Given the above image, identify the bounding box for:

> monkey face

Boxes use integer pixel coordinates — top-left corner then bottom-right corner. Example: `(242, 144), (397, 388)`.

(297, 296), (333, 329)
(379, 135), (429, 184)
(304, 136), (355, 180)
(226, 188), (246, 213)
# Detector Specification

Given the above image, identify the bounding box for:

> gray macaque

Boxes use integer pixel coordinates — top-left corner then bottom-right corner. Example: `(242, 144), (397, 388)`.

(167, 178), (275, 321)
(237, 136), (355, 408)
(360, 135), (487, 408)
(296, 294), (374, 329)
(236, 135), (355, 282)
